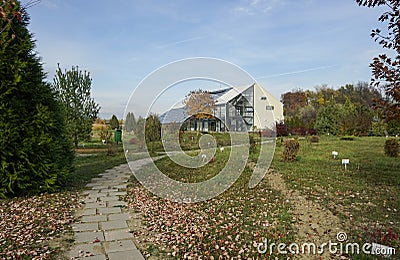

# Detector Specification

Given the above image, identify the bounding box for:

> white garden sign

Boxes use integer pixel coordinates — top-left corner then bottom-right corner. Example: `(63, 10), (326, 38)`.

(342, 159), (349, 170)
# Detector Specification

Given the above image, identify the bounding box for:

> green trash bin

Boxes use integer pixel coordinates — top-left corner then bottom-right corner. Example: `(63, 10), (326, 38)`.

(114, 129), (122, 143)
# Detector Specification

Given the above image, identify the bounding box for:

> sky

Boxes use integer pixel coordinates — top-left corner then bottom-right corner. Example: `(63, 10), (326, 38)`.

(22, 0), (388, 119)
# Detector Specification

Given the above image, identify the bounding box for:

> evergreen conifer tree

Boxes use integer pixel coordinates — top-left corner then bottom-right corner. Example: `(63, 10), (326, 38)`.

(0, 1), (74, 197)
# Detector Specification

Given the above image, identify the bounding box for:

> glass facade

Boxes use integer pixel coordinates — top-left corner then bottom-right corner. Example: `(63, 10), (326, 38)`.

(225, 86), (254, 131)
(181, 86), (256, 132)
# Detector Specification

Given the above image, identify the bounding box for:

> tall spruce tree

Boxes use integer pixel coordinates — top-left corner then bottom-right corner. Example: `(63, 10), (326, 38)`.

(124, 112), (136, 133)
(145, 114), (161, 142)
(0, 1), (74, 197)
(109, 114), (119, 130)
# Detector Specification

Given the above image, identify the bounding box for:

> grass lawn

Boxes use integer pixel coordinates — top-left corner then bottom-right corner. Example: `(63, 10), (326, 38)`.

(123, 131), (260, 156)
(66, 152), (126, 190)
(272, 136), (400, 257)
(125, 153), (293, 259)
(125, 135), (399, 259)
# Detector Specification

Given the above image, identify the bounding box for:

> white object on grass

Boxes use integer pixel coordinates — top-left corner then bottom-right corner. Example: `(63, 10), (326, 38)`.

(342, 159), (349, 170)
(332, 151), (338, 159)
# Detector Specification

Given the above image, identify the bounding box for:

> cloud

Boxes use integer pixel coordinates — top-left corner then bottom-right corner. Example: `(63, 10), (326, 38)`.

(233, 0), (285, 15)
(255, 65), (338, 79)
(37, 0), (60, 9)
(155, 36), (206, 49)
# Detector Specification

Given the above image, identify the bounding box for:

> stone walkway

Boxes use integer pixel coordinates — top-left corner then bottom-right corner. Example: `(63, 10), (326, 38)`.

(68, 160), (150, 260)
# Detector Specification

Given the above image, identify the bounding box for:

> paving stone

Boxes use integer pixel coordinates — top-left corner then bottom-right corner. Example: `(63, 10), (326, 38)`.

(116, 173), (131, 177)
(87, 191), (107, 198)
(94, 184), (108, 188)
(99, 196), (119, 202)
(83, 197), (97, 203)
(82, 190), (97, 195)
(84, 202), (107, 209)
(100, 220), (128, 230)
(98, 207), (121, 215)
(97, 192), (110, 198)
(107, 200), (127, 207)
(108, 213), (131, 221)
(77, 208), (96, 216)
(103, 174), (118, 177)
(108, 249), (144, 260)
(104, 179), (119, 182)
(91, 179), (110, 184)
(108, 191), (127, 196)
(90, 185), (110, 190)
(69, 243), (103, 258)
(104, 229), (133, 241)
(84, 191), (100, 197)
(75, 254), (107, 260)
(108, 173), (127, 177)
(74, 231), (104, 243)
(72, 222), (99, 232)
(107, 179), (126, 184)
(91, 178), (109, 182)
(81, 215), (107, 222)
(103, 240), (137, 253)
(101, 188), (118, 193)
(102, 178), (118, 182)
(112, 184), (128, 189)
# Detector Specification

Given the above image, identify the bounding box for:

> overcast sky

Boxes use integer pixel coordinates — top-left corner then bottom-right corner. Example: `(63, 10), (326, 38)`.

(23, 0), (387, 119)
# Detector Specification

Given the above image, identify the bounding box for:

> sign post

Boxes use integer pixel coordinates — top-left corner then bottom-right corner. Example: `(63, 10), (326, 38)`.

(342, 159), (349, 170)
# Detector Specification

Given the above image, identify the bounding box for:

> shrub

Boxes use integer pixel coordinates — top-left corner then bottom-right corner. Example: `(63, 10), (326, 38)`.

(281, 139), (300, 162)
(309, 135), (320, 143)
(99, 127), (112, 143)
(261, 129), (275, 137)
(275, 121), (289, 137)
(384, 139), (399, 157)
(249, 135), (257, 154)
(308, 129), (317, 135)
(340, 136), (356, 141)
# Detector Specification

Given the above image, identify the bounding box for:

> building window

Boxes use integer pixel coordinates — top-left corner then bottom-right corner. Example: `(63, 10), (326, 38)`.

(245, 107), (253, 112)
(261, 97), (267, 100)
(266, 105), (274, 110)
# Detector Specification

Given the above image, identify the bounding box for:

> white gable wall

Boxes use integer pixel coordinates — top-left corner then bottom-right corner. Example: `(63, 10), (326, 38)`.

(253, 83), (283, 130)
